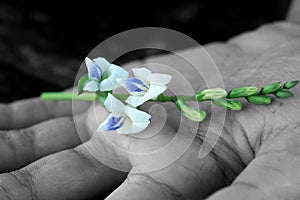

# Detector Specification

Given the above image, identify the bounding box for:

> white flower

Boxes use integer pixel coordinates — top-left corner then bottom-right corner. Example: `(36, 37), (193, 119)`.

(117, 68), (172, 107)
(83, 57), (128, 92)
(99, 94), (151, 134)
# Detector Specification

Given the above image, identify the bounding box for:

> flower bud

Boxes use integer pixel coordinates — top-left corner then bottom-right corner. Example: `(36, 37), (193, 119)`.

(227, 87), (258, 98)
(275, 90), (293, 98)
(261, 82), (281, 94)
(246, 94), (271, 105)
(213, 98), (242, 110)
(283, 80), (299, 89)
(175, 98), (206, 121)
(195, 88), (227, 101)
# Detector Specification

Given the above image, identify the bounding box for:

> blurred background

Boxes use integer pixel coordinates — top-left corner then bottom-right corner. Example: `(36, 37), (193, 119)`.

(0, 0), (292, 102)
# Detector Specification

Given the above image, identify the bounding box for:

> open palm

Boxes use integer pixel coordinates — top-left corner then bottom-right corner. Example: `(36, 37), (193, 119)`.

(1, 3), (300, 199)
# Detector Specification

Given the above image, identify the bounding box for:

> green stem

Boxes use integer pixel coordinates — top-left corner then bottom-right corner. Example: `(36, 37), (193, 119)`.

(41, 92), (194, 103)
(41, 92), (98, 101)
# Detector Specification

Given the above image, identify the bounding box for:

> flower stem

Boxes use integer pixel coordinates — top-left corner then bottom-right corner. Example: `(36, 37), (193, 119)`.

(41, 80), (298, 107)
(41, 92), (98, 101)
(41, 92), (195, 103)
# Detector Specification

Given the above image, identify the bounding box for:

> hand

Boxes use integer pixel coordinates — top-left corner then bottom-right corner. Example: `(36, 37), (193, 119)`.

(1, 2), (300, 200)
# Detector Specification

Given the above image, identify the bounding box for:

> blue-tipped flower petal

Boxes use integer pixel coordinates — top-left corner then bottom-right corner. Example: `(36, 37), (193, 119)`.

(85, 57), (102, 81)
(99, 94), (151, 134)
(117, 119), (150, 134)
(123, 77), (149, 93)
(82, 57), (128, 92)
(99, 64), (129, 91)
(93, 57), (110, 72)
(125, 106), (151, 123)
(124, 96), (144, 108)
(148, 73), (172, 85)
(104, 92), (125, 114)
(142, 83), (167, 101)
(118, 67), (172, 107)
(99, 114), (126, 131)
(124, 83), (167, 107)
(83, 80), (99, 92)
(131, 68), (152, 81)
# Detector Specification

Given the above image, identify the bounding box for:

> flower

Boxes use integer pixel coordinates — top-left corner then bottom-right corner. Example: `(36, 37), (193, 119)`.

(99, 94), (151, 134)
(83, 57), (128, 92)
(117, 68), (172, 107)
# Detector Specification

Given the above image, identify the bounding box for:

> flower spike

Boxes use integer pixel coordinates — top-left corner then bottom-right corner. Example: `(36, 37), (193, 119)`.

(41, 54), (299, 135)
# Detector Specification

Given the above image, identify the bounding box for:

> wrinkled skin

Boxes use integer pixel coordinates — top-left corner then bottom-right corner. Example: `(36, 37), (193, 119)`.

(1, 3), (300, 200)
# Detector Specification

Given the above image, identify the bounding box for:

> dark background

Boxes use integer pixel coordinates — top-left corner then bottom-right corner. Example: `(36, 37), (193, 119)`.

(0, 0), (292, 102)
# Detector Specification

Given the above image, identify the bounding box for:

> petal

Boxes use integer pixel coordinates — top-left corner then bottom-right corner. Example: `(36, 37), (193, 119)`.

(85, 57), (102, 80)
(104, 93), (125, 114)
(124, 106), (151, 123)
(117, 77), (148, 95)
(99, 114), (126, 131)
(143, 83), (167, 102)
(93, 57), (110, 72)
(125, 96), (145, 107)
(83, 80), (99, 92)
(132, 68), (152, 82)
(110, 64), (129, 78)
(148, 73), (172, 85)
(99, 64), (129, 91)
(118, 118), (150, 134)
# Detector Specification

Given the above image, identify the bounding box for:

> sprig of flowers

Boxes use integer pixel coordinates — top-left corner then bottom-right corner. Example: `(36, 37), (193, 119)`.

(41, 57), (299, 134)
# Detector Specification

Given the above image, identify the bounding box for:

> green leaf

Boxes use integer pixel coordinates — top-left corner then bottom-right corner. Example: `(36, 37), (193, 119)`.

(96, 91), (109, 106)
(77, 74), (89, 95)
(261, 82), (282, 94)
(227, 87), (258, 98)
(246, 94), (271, 105)
(174, 97), (206, 122)
(283, 80), (299, 89)
(213, 98), (242, 110)
(275, 90), (293, 98)
(195, 88), (227, 101)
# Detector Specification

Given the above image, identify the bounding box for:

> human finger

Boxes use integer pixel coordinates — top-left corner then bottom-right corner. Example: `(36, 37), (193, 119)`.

(0, 137), (129, 200)
(0, 97), (91, 130)
(0, 114), (88, 172)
